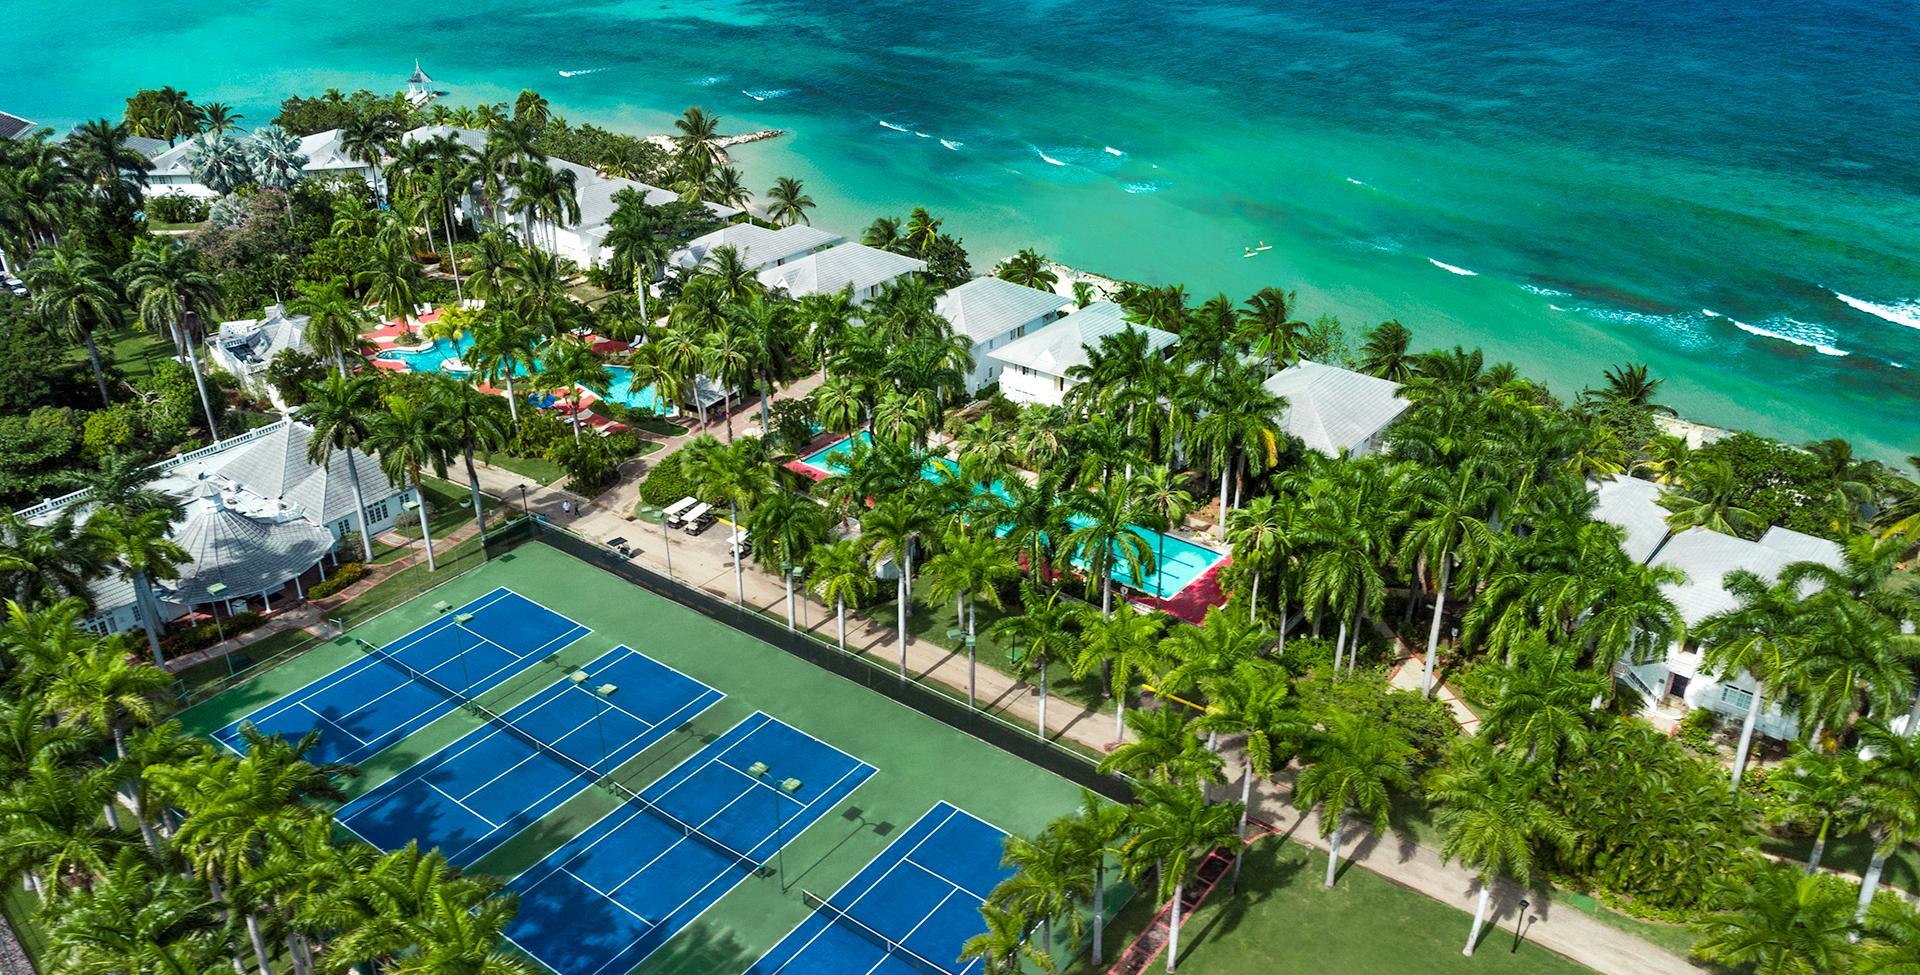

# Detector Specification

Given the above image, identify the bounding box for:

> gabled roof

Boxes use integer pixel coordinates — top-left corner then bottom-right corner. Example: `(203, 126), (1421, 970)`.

(985, 301), (1175, 376)
(148, 137), (199, 179)
(213, 422), (397, 526)
(214, 306), (310, 367)
(671, 223), (842, 272)
(0, 112), (36, 141)
(409, 60), (434, 85)
(552, 159), (739, 243)
(1589, 475), (1672, 565)
(122, 135), (170, 158)
(402, 124), (488, 153)
(1651, 526), (1844, 626)
(1260, 359), (1412, 457)
(758, 243), (926, 298)
(934, 277), (1071, 345)
(297, 129), (364, 172)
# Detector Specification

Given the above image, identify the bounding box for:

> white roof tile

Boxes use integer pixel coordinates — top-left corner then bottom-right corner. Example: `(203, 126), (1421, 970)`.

(985, 302), (1175, 376)
(934, 277), (1071, 345)
(1260, 359), (1412, 456)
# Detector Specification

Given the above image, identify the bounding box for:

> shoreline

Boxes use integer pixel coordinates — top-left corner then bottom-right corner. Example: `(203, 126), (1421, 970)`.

(640, 128), (785, 166)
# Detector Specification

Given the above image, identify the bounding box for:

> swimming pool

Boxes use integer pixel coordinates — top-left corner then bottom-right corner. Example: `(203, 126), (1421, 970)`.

(799, 435), (1225, 598)
(374, 336), (674, 416)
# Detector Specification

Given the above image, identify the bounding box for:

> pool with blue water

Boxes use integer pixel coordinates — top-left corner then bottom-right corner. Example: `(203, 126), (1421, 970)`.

(373, 336), (674, 414)
(800, 435), (1224, 598)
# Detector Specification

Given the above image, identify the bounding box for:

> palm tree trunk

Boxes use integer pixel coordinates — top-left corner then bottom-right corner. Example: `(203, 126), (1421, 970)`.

(730, 502), (744, 604)
(1166, 879), (1183, 973)
(1463, 882), (1492, 955)
(1730, 682), (1763, 790)
(502, 371), (521, 428)
(1807, 817), (1830, 874)
(177, 321), (223, 444)
(443, 206), (463, 301)
(130, 571), (168, 667)
(1422, 556), (1451, 698)
(462, 444), (488, 542)
(1093, 859), (1108, 966)
(1332, 618), (1348, 671)
(245, 912), (272, 975)
(1249, 570), (1260, 623)
(342, 450), (376, 561)
(895, 575), (908, 678)
(837, 596), (847, 651)
(1113, 692), (1127, 745)
(1348, 608), (1362, 671)
(1233, 757), (1253, 888)
(82, 329), (110, 406)
(1037, 665), (1049, 740)
(1857, 846), (1888, 924)
(967, 597), (977, 709)
(411, 476), (437, 571)
(784, 565), (795, 632)
(1323, 818), (1343, 888)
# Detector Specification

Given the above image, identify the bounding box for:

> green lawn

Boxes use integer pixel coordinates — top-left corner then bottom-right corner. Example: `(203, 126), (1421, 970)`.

(98, 326), (177, 382)
(388, 477), (503, 541)
(481, 451), (566, 486)
(1063, 839), (1598, 975)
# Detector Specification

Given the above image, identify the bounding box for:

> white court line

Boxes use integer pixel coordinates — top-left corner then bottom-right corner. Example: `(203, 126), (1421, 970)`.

(559, 866), (652, 924)
(297, 702), (370, 745)
(426, 780), (500, 828)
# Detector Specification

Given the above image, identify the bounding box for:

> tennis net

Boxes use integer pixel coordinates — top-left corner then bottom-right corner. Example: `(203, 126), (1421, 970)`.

(800, 889), (967, 975)
(352, 637), (764, 870)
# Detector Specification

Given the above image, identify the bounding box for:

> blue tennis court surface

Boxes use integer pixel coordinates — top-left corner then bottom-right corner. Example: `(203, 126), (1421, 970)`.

(214, 588), (589, 765)
(335, 645), (721, 866)
(504, 712), (878, 975)
(745, 802), (1012, 975)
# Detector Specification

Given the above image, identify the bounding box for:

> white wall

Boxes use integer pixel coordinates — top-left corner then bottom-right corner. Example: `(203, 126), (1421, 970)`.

(999, 366), (1068, 406)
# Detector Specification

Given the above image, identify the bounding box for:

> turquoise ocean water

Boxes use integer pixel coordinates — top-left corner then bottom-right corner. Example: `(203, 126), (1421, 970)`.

(13, 0), (1918, 460)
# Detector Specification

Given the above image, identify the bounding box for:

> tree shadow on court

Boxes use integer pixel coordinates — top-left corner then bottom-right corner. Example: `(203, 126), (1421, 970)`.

(579, 918), (755, 975)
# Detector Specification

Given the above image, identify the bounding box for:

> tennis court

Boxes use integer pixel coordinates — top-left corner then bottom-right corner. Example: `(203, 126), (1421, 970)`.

(214, 587), (590, 765)
(336, 645), (722, 866)
(745, 802), (1012, 975)
(503, 712), (878, 975)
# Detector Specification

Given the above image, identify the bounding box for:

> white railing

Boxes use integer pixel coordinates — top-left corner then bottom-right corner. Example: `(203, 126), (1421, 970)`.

(11, 419), (292, 519)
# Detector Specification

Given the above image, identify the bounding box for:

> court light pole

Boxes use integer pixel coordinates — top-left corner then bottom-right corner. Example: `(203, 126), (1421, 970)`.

(206, 583), (230, 675)
(661, 508), (674, 582)
(594, 682), (617, 770)
(747, 762), (804, 889)
(453, 612), (476, 694)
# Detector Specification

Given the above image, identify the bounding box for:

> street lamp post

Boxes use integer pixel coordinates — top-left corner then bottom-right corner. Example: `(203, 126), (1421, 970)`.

(661, 507), (674, 582)
(1511, 899), (1530, 953)
(206, 583), (230, 675)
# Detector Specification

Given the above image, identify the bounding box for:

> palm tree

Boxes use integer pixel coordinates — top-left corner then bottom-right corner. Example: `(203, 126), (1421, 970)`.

(998, 249), (1058, 290)
(297, 373), (381, 561)
(62, 118), (149, 202)
(468, 309), (540, 429)
(43, 634), (172, 847)
(0, 753), (128, 899)
(924, 533), (1019, 707)
(1096, 706), (1222, 786)
(82, 507), (188, 666)
(1692, 865), (1860, 975)
(339, 115), (397, 203)
(123, 239), (223, 441)
(1358, 320), (1415, 381)
(681, 436), (771, 605)
(1851, 720), (1920, 924)
(748, 490), (831, 631)
(1397, 461), (1506, 696)
(1294, 711), (1413, 889)
(1064, 489), (1154, 615)
(430, 380), (509, 542)
(989, 583), (1081, 740)
(903, 207), (943, 255)
(1118, 782), (1242, 973)
(290, 279), (372, 378)
(1583, 362), (1676, 415)
(508, 162), (580, 253)
(765, 176), (816, 227)
(960, 901), (1054, 975)
(1131, 467), (1197, 602)
(367, 393), (455, 571)
(539, 337), (611, 443)
(602, 190), (669, 323)
(357, 233), (422, 324)
(247, 124), (309, 193)
(1426, 745), (1576, 956)
(24, 242), (120, 404)
(671, 107), (726, 169)
(198, 102), (242, 134)
(862, 494), (937, 678)
(994, 828), (1091, 964)
(1862, 896), (1920, 974)
(1235, 287), (1306, 370)
(1663, 458), (1765, 537)
(1052, 791), (1129, 967)
(1072, 608), (1166, 745)
(1193, 660), (1303, 885)
(1190, 364), (1283, 517)
(1772, 743), (1864, 874)
(862, 216), (904, 251)
(1480, 636), (1607, 766)
(807, 538), (874, 652)
(1695, 570), (1817, 788)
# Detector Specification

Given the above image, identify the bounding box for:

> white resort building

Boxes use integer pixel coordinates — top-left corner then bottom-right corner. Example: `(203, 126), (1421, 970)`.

(987, 301), (1177, 407)
(669, 224), (843, 275)
(933, 277), (1072, 394)
(206, 305), (312, 407)
(17, 419), (409, 638)
(1591, 474), (1843, 739)
(758, 243), (927, 304)
(1262, 359), (1413, 458)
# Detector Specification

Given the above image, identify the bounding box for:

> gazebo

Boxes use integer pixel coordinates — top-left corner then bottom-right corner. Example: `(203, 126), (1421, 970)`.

(166, 482), (337, 615)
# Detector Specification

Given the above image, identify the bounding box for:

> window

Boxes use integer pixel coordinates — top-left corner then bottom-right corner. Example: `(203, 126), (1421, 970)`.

(1055, 376), (1064, 391)
(365, 499), (390, 523)
(80, 613), (114, 636)
(1718, 684), (1754, 712)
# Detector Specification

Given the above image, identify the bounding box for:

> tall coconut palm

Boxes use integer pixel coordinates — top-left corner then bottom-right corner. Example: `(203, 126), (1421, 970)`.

(289, 279), (371, 378)
(959, 901), (1053, 975)
(1072, 608), (1167, 745)
(62, 118), (150, 203)
(0, 753), (128, 899)
(467, 309), (540, 430)
(1193, 659), (1304, 885)
(1851, 720), (1920, 924)
(1096, 706), (1222, 787)
(989, 583), (1081, 740)
(807, 538), (874, 652)
(680, 436), (772, 605)
(1663, 458), (1765, 537)
(1052, 790), (1129, 966)
(539, 337), (611, 443)
(765, 176), (815, 227)
(998, 249), (1058, 290)
(671, 107), (726, 169)
(860, 493), (937, 677)
(601, 189), (668, 324)
(747, 490), (831, 631)
(1772, 743), (1865, 875)
(1358, 320), (1416, 381)
(1235, 286), (1306, 370)
(1397, 460), (1506, 696)
(429, 380), (509, 542)
(1693, 865), (1859, 975)
(1426, 744), (1575, 956)
(43, 634), (172, 848)
(994, 827), (1091, 964)
(82, 507), (188, 666)
(356, 233), (422, 325)
(508, 162), (580, 253)
(296, 373), (381, 561)
(1481, 635), (1607, 766)
(1130, 467), (1197, 603)
(1117, 782), (1242, 973)
(367, 393), (455, 571)
(1191, 364), (1284, 516)
(1063, 489), (1154, 616)
(1294, 711), (1413, 889)
(123, 239), (223, 441)
(924, 533), (1019, 708)
(23, 242), (121, 404)
(1695, 570), (1817, 788)
(339, 115), (397, 203)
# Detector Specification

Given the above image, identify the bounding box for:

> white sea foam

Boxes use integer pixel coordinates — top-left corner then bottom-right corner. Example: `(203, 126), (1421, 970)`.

(1427, 258), (1478, 276)
(1520, 284), (1569, 297)
(558, 67), (610, 78)
(1548, 304), (1565, 312)
(913, 130), (931, 138)
(878, 120), (911, 133)
(1034, 146), (1067, 167)
(741, 88), (793, 101)
(1833, 291), (1920, 330)
(1346, 177), (1367, 186)
(1730, 316), (1850, 357)
(939, 139), (964, 151)
(1104, 146), (1126, 157)
(697, 74), (730, 87)
(1575, 306), (1712, 350)
(1122, 181), (1166, 194)
(1700, 308), (1721, 318)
